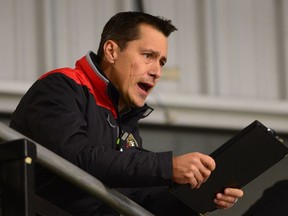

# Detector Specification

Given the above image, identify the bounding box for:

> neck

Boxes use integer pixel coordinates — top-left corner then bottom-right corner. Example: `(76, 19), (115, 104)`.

(119, 105), (131, 115)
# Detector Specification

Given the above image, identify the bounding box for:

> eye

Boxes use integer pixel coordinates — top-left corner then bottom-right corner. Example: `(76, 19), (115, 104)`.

(143, 53), (153, 59)
(160, 60), (166, 67)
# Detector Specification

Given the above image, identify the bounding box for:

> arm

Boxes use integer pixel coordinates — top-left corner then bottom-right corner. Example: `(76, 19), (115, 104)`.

(10, 74), (172, 188)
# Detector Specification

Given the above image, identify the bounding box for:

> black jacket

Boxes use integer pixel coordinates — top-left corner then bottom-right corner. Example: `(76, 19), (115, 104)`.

(10, 51), (176, 215)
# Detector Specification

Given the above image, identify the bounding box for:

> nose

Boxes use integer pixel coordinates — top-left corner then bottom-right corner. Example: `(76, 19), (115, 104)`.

(148, 63), (161, 79)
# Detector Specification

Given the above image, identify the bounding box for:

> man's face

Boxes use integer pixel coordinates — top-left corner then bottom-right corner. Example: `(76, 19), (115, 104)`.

(109, 24), (168, 110)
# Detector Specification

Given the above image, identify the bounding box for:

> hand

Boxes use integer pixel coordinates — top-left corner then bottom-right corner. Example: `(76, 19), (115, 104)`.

(214, 188), (244, 209)
(172, 152), (216, 188)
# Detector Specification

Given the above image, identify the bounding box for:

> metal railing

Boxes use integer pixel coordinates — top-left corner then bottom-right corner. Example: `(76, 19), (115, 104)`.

(0, 122), (154, 216)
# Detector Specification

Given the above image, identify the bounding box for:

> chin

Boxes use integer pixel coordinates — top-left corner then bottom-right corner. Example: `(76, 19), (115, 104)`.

(133, 100), (146, 108)
(133, 103), (145, 108)
(129, 95), (146, 108)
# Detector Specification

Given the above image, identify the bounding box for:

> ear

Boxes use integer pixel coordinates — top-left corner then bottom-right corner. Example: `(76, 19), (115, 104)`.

(103, 40), (118, 63)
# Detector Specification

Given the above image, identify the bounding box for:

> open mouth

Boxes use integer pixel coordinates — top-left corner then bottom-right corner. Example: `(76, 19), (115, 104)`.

(138, 82), (153, 93)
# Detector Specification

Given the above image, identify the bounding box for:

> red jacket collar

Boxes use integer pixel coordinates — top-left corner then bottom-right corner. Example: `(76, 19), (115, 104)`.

(75, 51), (118, 118)
(39, 51), (153, 120)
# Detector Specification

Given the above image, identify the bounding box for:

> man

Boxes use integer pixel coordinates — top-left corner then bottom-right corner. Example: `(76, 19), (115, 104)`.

(10, 11), (243, 215)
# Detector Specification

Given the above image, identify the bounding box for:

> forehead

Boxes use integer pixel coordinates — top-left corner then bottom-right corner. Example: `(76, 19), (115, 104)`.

(135, 24), (168, 54)
(138, 24), (166, 40)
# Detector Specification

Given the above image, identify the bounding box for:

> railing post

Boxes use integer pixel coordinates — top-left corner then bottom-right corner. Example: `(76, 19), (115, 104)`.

(0, 139), (36, 216)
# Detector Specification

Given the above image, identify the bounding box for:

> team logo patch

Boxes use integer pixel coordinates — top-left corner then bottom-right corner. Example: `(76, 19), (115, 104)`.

(125, 133), (139, 148)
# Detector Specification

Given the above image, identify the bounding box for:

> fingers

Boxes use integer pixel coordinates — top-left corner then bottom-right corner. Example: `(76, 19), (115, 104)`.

(224, 188), (244, 198)
(188, 158), (212, 188)
(189, 153), (215, 188)
(187, 165), (204, 189)
(172, 152), (216, 188)
(214, 188), (244, 209)
(200, 155), (216, 172)
(214, 193), (236, 209)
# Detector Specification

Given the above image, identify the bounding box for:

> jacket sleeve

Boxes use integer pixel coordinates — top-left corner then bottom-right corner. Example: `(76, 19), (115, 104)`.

(10, 73), (173, 188)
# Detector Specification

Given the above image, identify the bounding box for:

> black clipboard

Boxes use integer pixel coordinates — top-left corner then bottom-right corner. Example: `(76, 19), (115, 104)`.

(169, 120), (288, 216)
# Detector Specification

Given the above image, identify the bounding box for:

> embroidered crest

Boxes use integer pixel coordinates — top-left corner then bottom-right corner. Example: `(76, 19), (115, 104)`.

(125, 133), (139, 148)
(117, 132), (139, 152)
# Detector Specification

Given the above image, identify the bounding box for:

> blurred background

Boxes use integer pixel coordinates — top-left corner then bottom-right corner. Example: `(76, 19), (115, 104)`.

(0, 0), (288, 215)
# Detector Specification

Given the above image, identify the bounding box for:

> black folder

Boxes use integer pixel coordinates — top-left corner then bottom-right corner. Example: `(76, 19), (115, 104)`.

(170, 120), (288, 216)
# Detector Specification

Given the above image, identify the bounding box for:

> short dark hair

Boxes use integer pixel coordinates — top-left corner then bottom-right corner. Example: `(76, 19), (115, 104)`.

(97, 11), (177, 59)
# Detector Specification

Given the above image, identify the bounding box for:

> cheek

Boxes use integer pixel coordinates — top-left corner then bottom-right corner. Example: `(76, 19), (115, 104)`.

(129, 63), (147, 78)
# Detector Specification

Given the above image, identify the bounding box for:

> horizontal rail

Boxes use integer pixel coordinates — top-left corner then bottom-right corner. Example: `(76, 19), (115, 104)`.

(0, 122), (154, 216)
